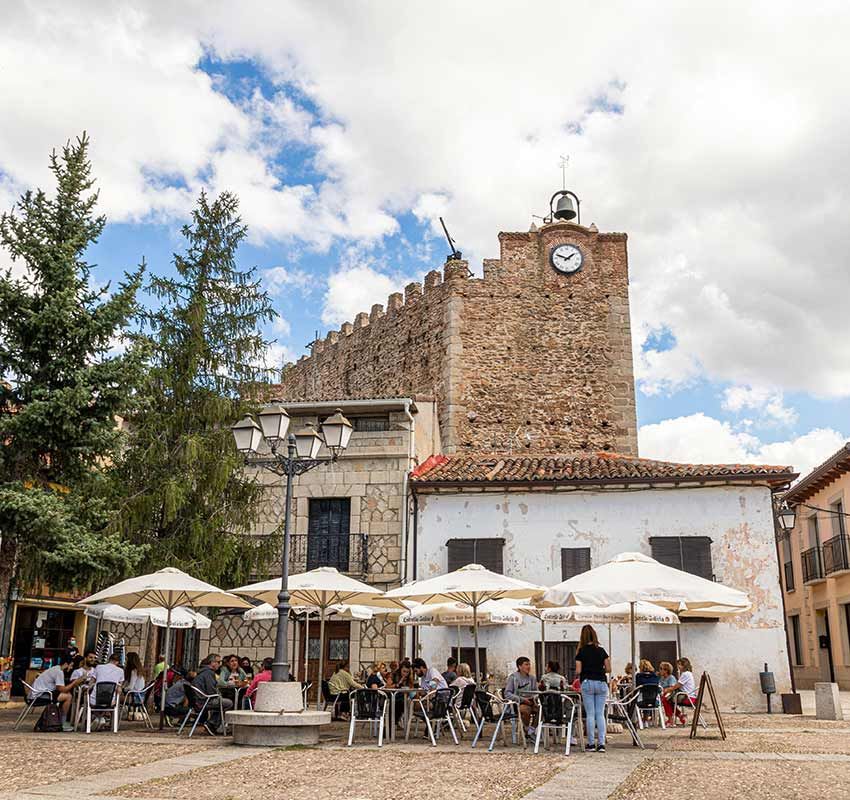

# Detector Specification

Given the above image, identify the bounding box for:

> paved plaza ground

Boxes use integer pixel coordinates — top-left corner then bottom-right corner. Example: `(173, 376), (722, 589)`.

(1, 702), (849, 800)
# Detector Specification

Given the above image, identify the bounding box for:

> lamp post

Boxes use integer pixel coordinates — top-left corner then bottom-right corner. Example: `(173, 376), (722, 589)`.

(231, 405), (353, 682)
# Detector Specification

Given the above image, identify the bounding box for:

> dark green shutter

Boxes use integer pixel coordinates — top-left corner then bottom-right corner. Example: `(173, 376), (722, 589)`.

(650, 536), (713, 580)
(560, 547), (591, 580)
(447, 538), (504, 573)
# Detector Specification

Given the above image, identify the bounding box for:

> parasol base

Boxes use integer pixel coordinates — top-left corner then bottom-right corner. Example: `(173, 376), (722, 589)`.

(226, 709), (331, 746)
(254, 681), (304, 713)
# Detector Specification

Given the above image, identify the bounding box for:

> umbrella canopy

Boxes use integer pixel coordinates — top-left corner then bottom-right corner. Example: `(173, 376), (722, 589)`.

(84, 603), (212, 629)
(243, 602), (385, 622)
(521, 601), (679, 625)
(79, 567), (252, 611)
(541, 552), (750, 613)
(231, 567), (392, 709)
(384, 563), (544, 681)
(399, 600), (523, 627)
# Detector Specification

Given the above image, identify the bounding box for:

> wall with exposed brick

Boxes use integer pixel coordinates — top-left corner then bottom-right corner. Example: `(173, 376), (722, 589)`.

(274, 220), (637, 456)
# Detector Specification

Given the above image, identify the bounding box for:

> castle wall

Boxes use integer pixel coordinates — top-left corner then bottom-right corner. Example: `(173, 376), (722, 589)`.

(274, 222), (638, 456)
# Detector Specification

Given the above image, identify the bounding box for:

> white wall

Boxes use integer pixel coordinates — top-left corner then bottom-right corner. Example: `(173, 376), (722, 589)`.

(415, 485), (791, 711)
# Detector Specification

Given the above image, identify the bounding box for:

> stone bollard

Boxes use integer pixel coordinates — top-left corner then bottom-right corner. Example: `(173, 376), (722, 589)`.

(814, 682), (844, 720)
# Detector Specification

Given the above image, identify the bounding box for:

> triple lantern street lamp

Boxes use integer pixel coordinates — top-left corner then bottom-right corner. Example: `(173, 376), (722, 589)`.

(231, 405), (354, 682)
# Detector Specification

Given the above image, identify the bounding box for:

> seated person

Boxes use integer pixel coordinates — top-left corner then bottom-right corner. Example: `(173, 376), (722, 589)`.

(123, 652), (147, 719)
(449, 662), (475, 706)
(661, 657), (697, 725)
(89, 652), (125, 727)
(539, 660), (566, 691)
(28, 651), (83, 732)
(152, 654), (167, 679)
(442, 656), (458, 684)
(218, 654), (249, 688)
(192, 654), (232, 735)
(658, 661), (676, 690)
(635, 658), (660, 687)
(70, 652), (98, 683)
(505, 656), (538, 736)
(387, 660), (415, 724)
(411, 658), (448, 694)
(164, 667), (191, 719)
(327, 660), (363, 716)
(238, 656), (255, 682)
(365, 663), (386, 688)
(245, 657), (274, 704)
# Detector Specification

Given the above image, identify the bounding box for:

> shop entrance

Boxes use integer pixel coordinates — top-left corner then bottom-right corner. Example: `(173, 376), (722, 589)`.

(10, 606), (79, 696)
(300, 619), (351, 701)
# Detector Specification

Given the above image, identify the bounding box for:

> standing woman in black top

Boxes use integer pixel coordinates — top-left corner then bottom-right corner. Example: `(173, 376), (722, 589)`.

(575, 624), (611, 752)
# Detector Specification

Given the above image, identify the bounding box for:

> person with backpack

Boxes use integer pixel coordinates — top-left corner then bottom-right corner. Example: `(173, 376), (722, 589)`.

(29, 651), (84, 732)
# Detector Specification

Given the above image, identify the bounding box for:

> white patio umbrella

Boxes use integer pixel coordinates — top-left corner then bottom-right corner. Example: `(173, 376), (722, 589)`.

(384, 563), (545, 682)
(541, 552), (751, 688)
(399, 599), (522, 663)
(230, 566), (394, 708)
(78, 567), (250, 726)
(84, 603), (212, 629)
(518, 601), (679, 669)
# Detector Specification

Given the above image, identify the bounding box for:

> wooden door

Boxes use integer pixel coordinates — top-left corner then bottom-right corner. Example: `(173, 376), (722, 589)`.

(535, 641), (578, 681)
(300, 619), (351, 698)
(639, 640), (678, 671)
(308, 498), (351, 571)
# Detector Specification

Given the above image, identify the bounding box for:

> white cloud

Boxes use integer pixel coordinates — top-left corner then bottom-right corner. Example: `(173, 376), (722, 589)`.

(271, 317), (292, 338)
(639, 413), (846, 478)
(721, 386), (798, 427)
(322, 264), (410, 327)
(263, 266), (313, 295)
(3, 1), (850, 399)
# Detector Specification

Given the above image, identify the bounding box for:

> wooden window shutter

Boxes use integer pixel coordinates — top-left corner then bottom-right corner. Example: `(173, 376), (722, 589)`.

(560, 547), (591, 580)
(447, 538), (504, 573)
(649, 537), (684, 570)
(447, 539), (476, 572)
(681, 537), (713, 580)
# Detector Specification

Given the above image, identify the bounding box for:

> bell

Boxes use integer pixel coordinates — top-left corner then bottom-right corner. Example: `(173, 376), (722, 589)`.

(553, 194), (577, 221)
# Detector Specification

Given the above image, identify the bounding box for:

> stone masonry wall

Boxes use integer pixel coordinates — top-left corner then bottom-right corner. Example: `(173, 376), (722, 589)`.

(273, 222), (638, 456)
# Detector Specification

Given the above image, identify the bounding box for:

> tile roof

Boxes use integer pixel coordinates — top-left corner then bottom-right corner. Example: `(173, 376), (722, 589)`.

(784, 442), (850, 504)
(410, 452), (796, 487)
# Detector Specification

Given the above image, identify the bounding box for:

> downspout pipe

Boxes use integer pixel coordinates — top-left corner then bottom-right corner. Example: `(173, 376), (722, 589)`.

(401, 398), (415, 662)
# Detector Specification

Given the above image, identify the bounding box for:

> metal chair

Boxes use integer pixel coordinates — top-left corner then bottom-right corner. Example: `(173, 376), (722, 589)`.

(321, 680), (342, 719)
(405, 688), (458, 746)
(13, 680), (55, 731)
(673, 692), (707, 728)
(534, 692), (576, 755)
(178, 683), (226, 737)
(347, 688), (389, 746)
(121, 679), (156, 728)
(301, 681), (312, 710)
(452, 683), (478, 735)
(632, 683), (665, 729)
(471, 689), (526, 752)
(605, 692), (643, 749)
(85, 681), (121, 734)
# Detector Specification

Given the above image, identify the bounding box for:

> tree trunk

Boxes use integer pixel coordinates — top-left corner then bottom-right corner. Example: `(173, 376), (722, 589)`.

(0, 537), (18, 654)
(143, 620), (157, 671)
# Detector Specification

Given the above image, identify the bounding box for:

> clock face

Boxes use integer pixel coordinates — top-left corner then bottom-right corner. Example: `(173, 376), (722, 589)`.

(550, 243), (584, 274)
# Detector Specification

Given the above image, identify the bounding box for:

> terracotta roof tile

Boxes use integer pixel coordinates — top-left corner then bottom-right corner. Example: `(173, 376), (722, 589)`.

(410, 451), (796, 487)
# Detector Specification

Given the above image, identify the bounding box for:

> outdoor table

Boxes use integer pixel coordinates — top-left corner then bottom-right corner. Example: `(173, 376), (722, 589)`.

(379, 686), (414, 742)
(518, 689), (585, 751)
(72, 683), (92, 732)
(217, 684), (245, 731)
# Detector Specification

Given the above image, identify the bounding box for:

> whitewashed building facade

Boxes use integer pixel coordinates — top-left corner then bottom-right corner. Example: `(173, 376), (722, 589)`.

(409, 453), (796, 712)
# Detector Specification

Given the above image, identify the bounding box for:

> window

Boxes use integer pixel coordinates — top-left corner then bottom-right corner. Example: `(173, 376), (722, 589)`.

(447, 538), (504, 573)
(308, 498), (351, 571)
(328, 638), (350, 661)
(789, 614), (803, 666)
(830, 501), (846, 537)
(561, 547), (591, 581)
(649, 537), (713, 580)
(808, 515), (820, 548)
(320, 414), (390, 432)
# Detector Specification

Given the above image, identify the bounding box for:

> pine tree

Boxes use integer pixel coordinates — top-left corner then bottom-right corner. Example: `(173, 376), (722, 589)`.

(111, 190), (280, 586)
(0, 134), (146, 598)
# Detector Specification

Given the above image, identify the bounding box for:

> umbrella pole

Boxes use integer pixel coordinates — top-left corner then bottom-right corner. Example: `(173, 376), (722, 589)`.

(608, 623), (612, 663)
(676, 623), (682, 661)
(304, 611), (310, 683)
(630, 602), (636, 692)
(316, 606), (326, 711)
(473, 604), (480, 685)
(457, 624), (461, 663)
(159, 606), (172, 730)
(541, 618), (546, 672)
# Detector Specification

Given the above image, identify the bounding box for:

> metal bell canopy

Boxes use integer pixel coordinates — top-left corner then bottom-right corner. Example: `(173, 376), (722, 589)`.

(549, 189), (581, 224)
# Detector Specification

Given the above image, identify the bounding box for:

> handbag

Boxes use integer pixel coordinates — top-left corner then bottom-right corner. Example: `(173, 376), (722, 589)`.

(34, 702), (63, 732)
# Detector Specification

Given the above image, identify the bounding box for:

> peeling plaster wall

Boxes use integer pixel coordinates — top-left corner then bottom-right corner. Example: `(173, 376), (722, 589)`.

(416, 485), (790, 711)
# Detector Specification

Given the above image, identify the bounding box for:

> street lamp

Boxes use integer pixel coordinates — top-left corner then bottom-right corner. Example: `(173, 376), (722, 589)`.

(231, 405), (353, 682)
(777, 503), (797, 533)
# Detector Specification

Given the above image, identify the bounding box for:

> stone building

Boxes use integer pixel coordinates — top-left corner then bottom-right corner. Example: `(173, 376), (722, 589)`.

(781, 442), (850, 689)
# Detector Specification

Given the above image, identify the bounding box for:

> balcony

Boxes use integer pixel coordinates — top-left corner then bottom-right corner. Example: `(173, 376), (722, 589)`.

(823, 534), (850, 576)
(801, 546), (824, 583)
(783, 560), (795, 592)
(289, 533), (369, 577)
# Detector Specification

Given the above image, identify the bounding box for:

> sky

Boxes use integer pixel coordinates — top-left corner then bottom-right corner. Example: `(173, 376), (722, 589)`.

(1, 1), (848, 478)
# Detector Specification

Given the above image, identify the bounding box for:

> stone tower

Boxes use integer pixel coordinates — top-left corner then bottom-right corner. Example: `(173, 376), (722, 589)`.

(274, 219), (638, 456)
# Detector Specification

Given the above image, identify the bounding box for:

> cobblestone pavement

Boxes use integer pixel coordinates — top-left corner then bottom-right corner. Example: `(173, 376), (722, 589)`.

(2, 707), (850, 799)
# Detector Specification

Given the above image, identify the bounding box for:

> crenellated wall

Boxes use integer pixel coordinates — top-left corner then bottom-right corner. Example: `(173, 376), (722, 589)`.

(275, 222), (638, 456)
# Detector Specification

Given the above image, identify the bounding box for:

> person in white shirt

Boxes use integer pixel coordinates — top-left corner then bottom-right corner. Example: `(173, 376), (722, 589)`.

(29, 652), (84, 731)
(70, 652), (97, 683)
(90, 653), (125, 706)
(661, 656), (698, 725)
(449, 662), (476, 707)
(412, 658), (448, 693)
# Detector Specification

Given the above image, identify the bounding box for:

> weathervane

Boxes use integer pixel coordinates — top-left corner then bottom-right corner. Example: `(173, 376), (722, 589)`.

(559, 154), (569, 190)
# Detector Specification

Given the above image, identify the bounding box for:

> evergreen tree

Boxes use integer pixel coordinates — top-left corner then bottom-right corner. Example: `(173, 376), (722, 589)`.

(0, 134), (146, 598)
(112, 190), (280, 586)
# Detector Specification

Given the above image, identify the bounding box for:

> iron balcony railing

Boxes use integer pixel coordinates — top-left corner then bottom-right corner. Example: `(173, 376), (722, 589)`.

(801, 546), (824, 583)
(823, 534), (850, 576)
(289, 533), (369, 577)
(783, 560), (795, 592)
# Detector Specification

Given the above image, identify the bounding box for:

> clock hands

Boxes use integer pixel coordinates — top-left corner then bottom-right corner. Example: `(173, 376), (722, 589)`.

(556, 252), (575, 262)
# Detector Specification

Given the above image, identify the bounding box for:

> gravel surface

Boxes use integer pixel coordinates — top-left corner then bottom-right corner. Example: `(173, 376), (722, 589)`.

(664, 730), (850, 754)
(0, 739), (203, 792)
(724, 714), (850, 730)
(117, 748), (566, 800)
(611, 758), (850, 800)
